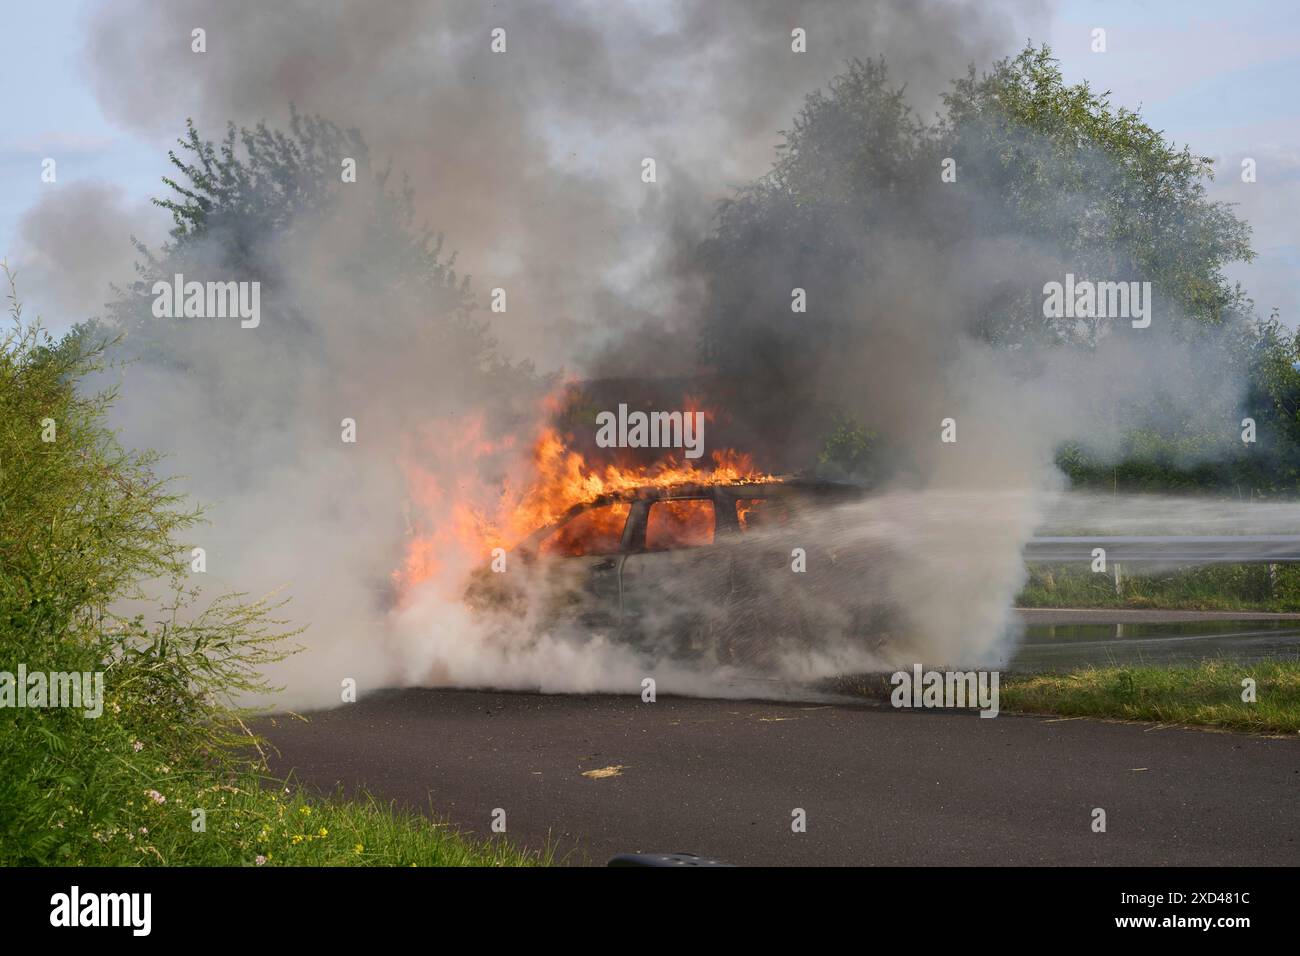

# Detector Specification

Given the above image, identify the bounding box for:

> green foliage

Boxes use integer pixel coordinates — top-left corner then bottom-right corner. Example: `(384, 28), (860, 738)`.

(0, 269), (290, 860)
(1, 274), (535, 865)
(0, 278), (188, 647)
(941, 45), (1253, 335)
(704, 46), (1253, 354)
(816, 414), (880, 482)
(107, 107), (515, 403)
(156, 108), (369, 248)
(703, 44), (1285, 491)
(999, 661), (1300, 735)
(1, 314), (172, 640)
(838, 657), (1300, 734)
(26, 773), (545, 867)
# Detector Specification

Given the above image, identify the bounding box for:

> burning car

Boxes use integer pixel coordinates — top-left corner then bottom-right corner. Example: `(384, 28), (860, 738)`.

(464, 476), (895, 666)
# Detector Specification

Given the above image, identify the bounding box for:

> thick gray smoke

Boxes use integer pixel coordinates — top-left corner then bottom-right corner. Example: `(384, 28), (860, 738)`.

(82, 0), (1045, 368)
(15, 183), (161, 323)
(36, 0), (1265, 705)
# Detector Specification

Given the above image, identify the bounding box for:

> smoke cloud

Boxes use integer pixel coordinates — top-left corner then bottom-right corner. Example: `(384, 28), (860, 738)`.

(15, 182), (160, 324)
(47, 1), (1268, 706)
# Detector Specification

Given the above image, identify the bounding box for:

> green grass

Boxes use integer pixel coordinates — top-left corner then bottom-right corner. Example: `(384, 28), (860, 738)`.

(0, 622), (552, 866)
(831, 661), (1300, 734)
(1016, 562), (1300, 612)
(0, 687), (547, 867)
(998, 660), (1300, 735)
(60, 774), (545, 867)
(0, 698), (548, 867)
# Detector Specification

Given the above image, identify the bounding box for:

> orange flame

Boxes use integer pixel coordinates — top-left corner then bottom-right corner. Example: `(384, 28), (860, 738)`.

(395, 393), (771, 596)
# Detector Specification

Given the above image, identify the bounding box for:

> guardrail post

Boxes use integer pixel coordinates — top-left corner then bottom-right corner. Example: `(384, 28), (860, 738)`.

(1113, 561), (1123, 597)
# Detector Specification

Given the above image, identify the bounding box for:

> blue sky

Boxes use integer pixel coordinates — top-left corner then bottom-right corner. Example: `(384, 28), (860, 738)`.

(0, 1), (161, 251)
(1, 0), (1296, 328)
(1043, 0), (1300, 320)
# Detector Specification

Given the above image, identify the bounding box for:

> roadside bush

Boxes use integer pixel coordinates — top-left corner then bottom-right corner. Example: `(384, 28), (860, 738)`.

(0, 268), (291, 863)
(0, 270), (539, 865)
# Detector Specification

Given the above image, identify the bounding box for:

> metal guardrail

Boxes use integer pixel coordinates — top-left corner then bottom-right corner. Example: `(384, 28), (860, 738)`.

(1024, 535), (1300, 564)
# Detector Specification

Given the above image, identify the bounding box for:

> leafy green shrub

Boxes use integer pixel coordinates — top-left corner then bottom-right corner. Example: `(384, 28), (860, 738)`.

(0, 267), (293, 863)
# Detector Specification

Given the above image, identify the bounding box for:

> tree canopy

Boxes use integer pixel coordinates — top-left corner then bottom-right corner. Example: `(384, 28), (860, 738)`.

(700, 44), (1298, 493)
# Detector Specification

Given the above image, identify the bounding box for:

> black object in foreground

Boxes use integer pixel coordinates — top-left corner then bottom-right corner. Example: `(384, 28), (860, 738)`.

(608, 852), (735, 867)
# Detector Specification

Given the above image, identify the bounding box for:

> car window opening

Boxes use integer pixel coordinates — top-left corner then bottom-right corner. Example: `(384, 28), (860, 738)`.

(735, 497), (792, 531)
(538, 502), (631, 557)
(645, 499), (715, 550)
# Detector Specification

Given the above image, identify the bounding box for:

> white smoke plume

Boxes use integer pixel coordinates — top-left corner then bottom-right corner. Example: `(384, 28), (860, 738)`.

(23, 1), (1270, 706)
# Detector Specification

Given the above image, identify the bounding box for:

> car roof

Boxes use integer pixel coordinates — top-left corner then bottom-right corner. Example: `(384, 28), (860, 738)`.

(519, 476), (866, 547)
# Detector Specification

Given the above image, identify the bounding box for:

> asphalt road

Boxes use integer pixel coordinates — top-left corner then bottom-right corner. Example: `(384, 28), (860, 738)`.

(258, 688), (1300, 866)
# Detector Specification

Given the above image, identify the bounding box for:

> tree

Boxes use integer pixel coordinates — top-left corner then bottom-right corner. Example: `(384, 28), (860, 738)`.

(940, 45), (1253, 340)
(700, 45), (1282, 490)
(101, 108), (530, 426)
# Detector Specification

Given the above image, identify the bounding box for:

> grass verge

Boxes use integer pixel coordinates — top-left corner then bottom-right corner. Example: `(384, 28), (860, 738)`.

(999, 660), (1300, 734)
(52, 773), (544, 867)
(832, 661), (1300, 735)
(0, 681), (548, 866)
(0, 673), (548, 866)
